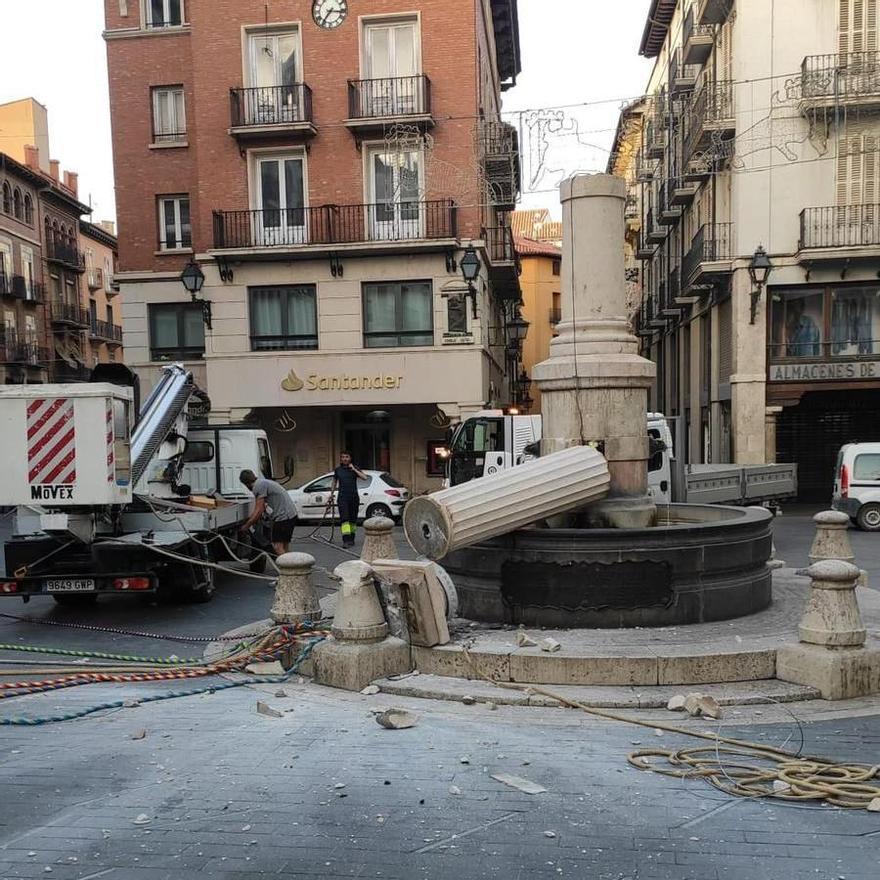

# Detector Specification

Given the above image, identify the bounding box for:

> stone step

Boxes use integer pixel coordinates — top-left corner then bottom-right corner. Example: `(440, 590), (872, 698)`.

(374, 673), (820, 709)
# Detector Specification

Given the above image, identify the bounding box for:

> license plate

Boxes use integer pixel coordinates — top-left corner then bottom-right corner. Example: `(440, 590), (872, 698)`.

(45, 578), (96, 593)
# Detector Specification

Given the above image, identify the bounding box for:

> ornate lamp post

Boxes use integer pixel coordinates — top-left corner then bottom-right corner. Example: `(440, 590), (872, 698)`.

(748, 245), (773, 325)
(459, 245), (481, 318)
(180, 260), (212, 329)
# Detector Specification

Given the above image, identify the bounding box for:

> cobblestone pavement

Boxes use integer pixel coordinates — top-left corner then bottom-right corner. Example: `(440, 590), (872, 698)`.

(0, 679), (878, 880)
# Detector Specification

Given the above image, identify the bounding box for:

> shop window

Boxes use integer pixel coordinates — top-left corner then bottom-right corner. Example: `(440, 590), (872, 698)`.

(770, 290), (823, 358)
(249, 285), (317, 351)
(363, 281), (433, 348)
(148, 302), (204, 361)
(830, 287), (880, 356)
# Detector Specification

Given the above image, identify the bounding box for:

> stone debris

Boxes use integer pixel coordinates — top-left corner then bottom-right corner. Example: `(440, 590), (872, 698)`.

(488, 702), (498, 711)
(241, 824), (252, 831)
(448, 785), (462, 796)
(544, 830), (557, 838)
(460, 756), (470, 764)
(375, 708), (419, 730)
(360, 685), (381, 695)
(772, 781), (791, 794)
(698, 695), (723, 719)
(123, 700), (140, 708)
(246, 660), (285, 676)
(132, 814), (151, 826)
(516, 631), (538, 648)
(334, 783), (346, 790)
(490, 773), (548, 795)
(683, 693), (703, 716)
(539, 638), (561, 653)
(274, 689), (288, 698)
(256, 701), (284, 719)
(666, 695), (687, 712)
(654, 729), (664, 737)
(462, 695), (476, 705)
(130, 729), (147, 740)
(867, 797), (880, 812)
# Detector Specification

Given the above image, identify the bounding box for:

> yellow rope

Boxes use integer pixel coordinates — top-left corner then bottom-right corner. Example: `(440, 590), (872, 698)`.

(462, 649), (880, 810)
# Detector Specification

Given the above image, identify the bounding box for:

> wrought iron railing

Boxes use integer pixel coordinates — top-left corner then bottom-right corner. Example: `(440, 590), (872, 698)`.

(90, 319), (124, 343)
(51, 300), (90, 327)
(480, 120), (518, 156)
(230, 84), (314, 129)
(484, 226), (517, 265)
(685, 80), (734, 158)
(347, 75), (432, 119)
(46, 236), (85, 270)
(800, 205), (880, 249)
(669, 48), (700, 90)
(683, 5), (714, 49)
(801, 52), (880, 100)
(87, 267), (104, 290)
(682, 222), (734, 282)
(212, 200), (457, 249)
(0, 332), (47, 366)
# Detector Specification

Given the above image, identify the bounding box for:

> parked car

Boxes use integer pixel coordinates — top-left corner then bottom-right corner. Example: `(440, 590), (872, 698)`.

(832, 442), (880, 530)
(287, 470), (410, 523)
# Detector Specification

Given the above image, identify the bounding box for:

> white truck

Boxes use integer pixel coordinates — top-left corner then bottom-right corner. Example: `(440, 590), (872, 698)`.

(0, 363), (276, 605)
(444, 410), (797, 507)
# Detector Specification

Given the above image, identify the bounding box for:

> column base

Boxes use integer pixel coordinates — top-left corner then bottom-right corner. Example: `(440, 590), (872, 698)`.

(583, 496), (656, 529)
(311, 636), (411, 692)
(776, 643), (880, 700)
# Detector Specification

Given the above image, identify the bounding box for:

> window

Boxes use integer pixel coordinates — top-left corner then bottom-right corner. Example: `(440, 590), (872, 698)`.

(182, 441), (215, 463)
(854, 453), (880, 481)
(112, 399), (131, 485)
(363, 281), (433, 347)
(362, 19), (421, 115)
(257, 438), (274, 478)
(20, 246), (35, 299)
(158, 195), (191, 250)
(151, 86), (186, 142)
(1, 182), (9, 214)
(830, 287), (880, 356)
(367, 147), (422, 240)
(148, 302), (205, 361)
(0, 239), (11, 285)
(145, 0), (183, 27)
(447, 293), (467, 333)
(248, 285), (317, 351)
(305, 475), (334, 493)
(106, 304), (114, 326)
(104, 256), (113, 291)
(552, 258), (561, 276)
(254, 155), (306, 246)
(23, 194), (33, 224)
(770, 290), (824, 358)
(12, 188), (22, 220)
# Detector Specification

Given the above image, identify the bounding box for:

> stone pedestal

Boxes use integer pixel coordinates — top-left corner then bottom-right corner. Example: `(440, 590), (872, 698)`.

(776, 560), (880, 700)
(809, 510), (867, 585)
(270, 552), (321, 625)
(312, 560), (410, 691)
(361, 517), (397, 564)
(531, 175), (656, 529)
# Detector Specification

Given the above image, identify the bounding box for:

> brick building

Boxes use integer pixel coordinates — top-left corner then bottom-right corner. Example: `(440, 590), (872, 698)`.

(103, 0), (522, 493)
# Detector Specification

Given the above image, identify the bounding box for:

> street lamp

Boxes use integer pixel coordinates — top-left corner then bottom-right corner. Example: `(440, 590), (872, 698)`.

(748, 245), (773, 325)
(459, 245), (482, 318)
(180, 260), (212, 329)
(507, 312), (530, 344)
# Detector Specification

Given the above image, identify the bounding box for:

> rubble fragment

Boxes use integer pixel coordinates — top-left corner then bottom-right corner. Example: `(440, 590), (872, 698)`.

(375, 708), (418, 730)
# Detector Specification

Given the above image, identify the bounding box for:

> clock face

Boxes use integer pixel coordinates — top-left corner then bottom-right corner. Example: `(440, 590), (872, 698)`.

(312, 0), (348, 30)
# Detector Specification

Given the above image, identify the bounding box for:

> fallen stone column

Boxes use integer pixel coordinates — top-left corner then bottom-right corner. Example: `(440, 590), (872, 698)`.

(403, 445), (610, 559)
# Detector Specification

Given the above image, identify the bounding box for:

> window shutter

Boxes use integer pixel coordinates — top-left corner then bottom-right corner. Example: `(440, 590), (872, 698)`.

(840, 0), (879, 54)
(864, 134), (879, 206)
(854, 0), (865, 53)
(720, 20), (733, 82)
(840, 0), (851, 54)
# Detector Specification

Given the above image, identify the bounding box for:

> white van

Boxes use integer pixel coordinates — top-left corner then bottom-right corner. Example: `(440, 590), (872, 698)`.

(832, 442), (880, 530)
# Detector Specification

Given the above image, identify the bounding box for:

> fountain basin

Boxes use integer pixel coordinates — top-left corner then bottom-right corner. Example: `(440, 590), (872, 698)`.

(442, 504), (773, 628)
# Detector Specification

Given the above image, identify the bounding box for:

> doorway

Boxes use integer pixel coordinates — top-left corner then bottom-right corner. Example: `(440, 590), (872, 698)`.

(343, 411), (391, 471)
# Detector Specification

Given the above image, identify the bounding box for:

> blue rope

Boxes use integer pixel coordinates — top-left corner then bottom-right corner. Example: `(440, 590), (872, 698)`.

(0, 636), (324, 726)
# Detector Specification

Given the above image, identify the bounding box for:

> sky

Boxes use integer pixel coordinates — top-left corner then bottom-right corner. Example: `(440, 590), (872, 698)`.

(0, 0), (653, 225)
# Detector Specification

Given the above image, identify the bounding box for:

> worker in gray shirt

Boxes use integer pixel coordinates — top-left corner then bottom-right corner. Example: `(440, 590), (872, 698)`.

(239, 470), (299, 556)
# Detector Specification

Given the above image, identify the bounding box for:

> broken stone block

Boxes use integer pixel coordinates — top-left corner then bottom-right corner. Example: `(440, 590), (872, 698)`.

(683, 693), (704, 716)
(360, 685), (380, 695)
(374, 708), (418, 730)
(246, 660), (285, 676)
(698, 695), (723, 719)
(256, 701), (284, 719)
(539, 637), (561, 653)
(516, 631), (538, 648)
(666, 695), (686, 712)
(867, 797), (880, 812)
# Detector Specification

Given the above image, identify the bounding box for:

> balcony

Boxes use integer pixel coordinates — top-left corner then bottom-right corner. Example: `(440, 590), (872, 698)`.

(87, 267), (104, 291)
(89, 319), (124, 345)
(658, 181), (682, 225)
(51, 300), (90, 329)
(801, 52), (880, 110)
(46, 236), (86, 272)
(484, 226), (522, 301)
(645, 208), (667, 244)
(697, 0), (732, 25)
(669, 49), (700, 95)
(683, 5), (714, 67)
(661, 267), (683, 319)
(229, 85), (316, 140)
(0, 333), (48, 368)
(635, 150), (657, 182)
(682, 222), (734, 290)
(644, 118), (666, 160)
(480, 120), (521, 211)
(346, 75), (433, 132)
(650, 286), (669, 329)
(799, 205), (880, 260)
(685, 80), (735, 161)
(671, 176), (699, 205)
(212, 200), (458, 256)
(635, 232), (655, 260)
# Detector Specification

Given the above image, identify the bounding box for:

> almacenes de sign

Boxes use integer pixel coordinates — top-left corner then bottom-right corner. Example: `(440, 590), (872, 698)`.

(770, 361), (880, 382)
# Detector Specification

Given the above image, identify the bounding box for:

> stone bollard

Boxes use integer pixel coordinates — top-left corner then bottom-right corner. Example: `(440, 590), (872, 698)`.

(270, 552), (321, 625)
(311, 559), (410, 691)
(809, 510), (867, 586)
(361, 516), (397, 565)
(776, 559), (880, 700)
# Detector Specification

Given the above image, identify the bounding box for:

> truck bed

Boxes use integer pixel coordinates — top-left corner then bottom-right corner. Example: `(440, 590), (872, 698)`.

(684, 463), (798, 506)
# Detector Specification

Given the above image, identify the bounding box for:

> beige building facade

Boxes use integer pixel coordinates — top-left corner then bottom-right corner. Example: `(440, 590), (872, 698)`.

(615, 0), (880, 500)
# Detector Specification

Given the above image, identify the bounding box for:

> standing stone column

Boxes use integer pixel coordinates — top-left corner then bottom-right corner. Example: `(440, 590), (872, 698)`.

(361, 516), (397, 564)
(270, 552), (321, 625)
(809, 510), (867, 586)
(776, 560), (880, 699)
(532, 174), (657, 528)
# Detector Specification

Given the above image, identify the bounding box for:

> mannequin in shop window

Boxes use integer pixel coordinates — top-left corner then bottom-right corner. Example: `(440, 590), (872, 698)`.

(785, 298), (821, 357)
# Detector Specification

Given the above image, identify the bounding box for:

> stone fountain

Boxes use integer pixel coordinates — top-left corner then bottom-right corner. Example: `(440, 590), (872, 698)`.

(442, 174), (773, 628)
